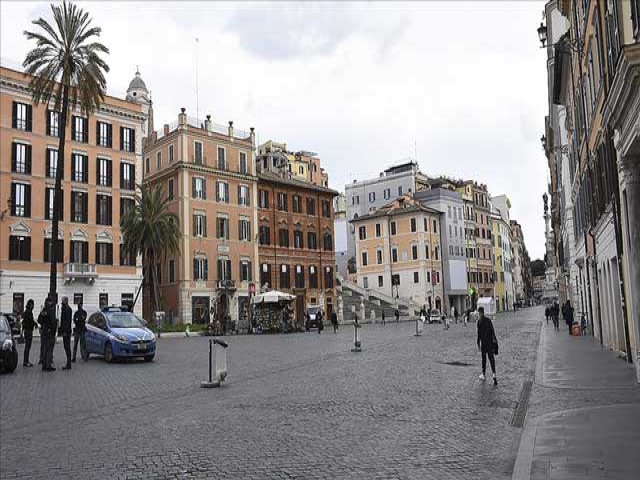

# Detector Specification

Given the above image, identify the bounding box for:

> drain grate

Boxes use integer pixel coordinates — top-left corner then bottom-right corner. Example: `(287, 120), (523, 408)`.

(511, 378), (533, 428)
(442, 360), (473, 366)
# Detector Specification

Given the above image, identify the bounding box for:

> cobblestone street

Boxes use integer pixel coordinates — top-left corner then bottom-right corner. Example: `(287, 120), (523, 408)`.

(1, 308), (541, 479)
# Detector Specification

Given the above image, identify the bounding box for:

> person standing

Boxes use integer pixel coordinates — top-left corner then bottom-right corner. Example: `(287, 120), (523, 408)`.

(37, 303), (47, 365)
(381, 310), (386, 325)
(477, 307), (498, 385)
(394, 308), (400, 323)
(331, 311), (338, 333)
(59, 297), (73, 370)
(317, 310), (324, 334)
(41, 296), (57, 372)
(72, 301), (87, 362)
(451, 305), (457, 324)
(545, 306), (550, 325)
(21, 299), (36, 367)
(563, 300), (574, 335)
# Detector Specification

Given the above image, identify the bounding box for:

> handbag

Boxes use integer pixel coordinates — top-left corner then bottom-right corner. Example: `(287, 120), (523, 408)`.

(492, 335), (499, 356)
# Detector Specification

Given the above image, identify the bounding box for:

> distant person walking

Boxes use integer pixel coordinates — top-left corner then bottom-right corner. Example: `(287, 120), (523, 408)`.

(21, 299), (36, 367)
(381, 310), (386, 325)
(545, 306), (550, 325)
(317, 310), (324, 334)
(552, 303), (560, 330)
(331, 311), (338, 333)
(72, 301), (87, 362)
(41, 296), (57, 372)
(394, 308), (400, 324)
(477, 307), (498, 386)
(59, 297), (73, 370)
(453, 306), (459, 324)
(562, 300), (574, 335)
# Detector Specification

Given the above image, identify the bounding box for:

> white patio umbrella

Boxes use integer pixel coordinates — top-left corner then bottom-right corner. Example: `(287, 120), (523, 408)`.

(251, 290), (295, 304)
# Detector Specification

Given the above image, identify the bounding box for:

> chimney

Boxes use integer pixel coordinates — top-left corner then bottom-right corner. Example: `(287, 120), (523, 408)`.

(163, 124), (169, 136)
(205, 114), (212, 132)
(250, 127), (255, 146)
(228, 121), (234, 141)
(178, 108), (187, 126)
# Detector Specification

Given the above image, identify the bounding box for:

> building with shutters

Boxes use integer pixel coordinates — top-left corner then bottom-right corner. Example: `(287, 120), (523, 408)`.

(255, 169), (338, 326)
(142, 108), (258, 328)
(0, 65), (146, 315)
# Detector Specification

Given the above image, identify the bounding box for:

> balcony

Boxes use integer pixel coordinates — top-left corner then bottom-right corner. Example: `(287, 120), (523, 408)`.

(217, 279), (236, 291)
(64, 263), (97, 283)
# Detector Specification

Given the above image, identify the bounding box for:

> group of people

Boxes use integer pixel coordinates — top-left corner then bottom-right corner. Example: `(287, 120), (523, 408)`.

(19, 296), (87, 372)
(545, 300), (586, 335)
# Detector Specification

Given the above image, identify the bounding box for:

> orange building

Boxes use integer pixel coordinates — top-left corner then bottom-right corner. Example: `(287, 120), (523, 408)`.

(0, 66), (147, 315)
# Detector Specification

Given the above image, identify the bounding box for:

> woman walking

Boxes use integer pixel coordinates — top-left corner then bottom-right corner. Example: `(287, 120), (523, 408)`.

(477, 307), (498, 386)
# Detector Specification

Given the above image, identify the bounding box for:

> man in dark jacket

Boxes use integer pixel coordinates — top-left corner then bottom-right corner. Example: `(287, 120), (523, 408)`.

(331, 311), (338, 333)
(72, 301), (87, 362)
(59, 297), (73, 370)
(21, 299), (36, 367)
(477, 307), (498, 385)
(394, 308), (400, 323)
(41, 296), (57, 371)
(563, 300), (574, 335)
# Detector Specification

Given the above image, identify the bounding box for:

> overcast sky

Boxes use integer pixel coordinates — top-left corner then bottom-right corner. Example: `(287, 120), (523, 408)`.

(1, 1), (549, 259)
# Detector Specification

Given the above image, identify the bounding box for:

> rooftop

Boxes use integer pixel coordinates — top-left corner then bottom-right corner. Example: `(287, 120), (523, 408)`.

(257, 171), (338, 196)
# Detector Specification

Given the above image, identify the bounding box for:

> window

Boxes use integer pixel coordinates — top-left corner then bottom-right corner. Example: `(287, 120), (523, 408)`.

(427, 271), (431, 283)
(322, 200), (331, 218)
(45, 187), (64, 221)
(43, 238), (64, 263)
(96, 243), (113, 265)
(70, 192), (88, 223)
(324, 267), (334, 288)
(279, 265), (290, 289)
(295, 265), (305, 288)
(412, 244), (418, 260)
(384, 188), (390, 200)
(11, 183), (30, 217)
(239, 219), (251, 241)
(433, 220), (438, 233)
(413, 272), (419, 284)
(390, 221), (397, 236)
(11, 142), (31, 175)
(309, 266), (318, 288)
(193, 213), (207, 237)
(375, 223), (382, 237)
(279, 228), (289, 247)
(120, 126), (135, 152)
(368, 192), (376, 203)
(448, 206), (452, 218)
(145, 157), (150, 174)
(216, 216), (229, 239)
(72, 116), (88, 143)
(240, 260), (252, 282)
(411, 218), (417, 232)
(300, 232), (314, 252)
(425, 245), (430, 259)
(260, 263), (271, 287)
(259, 190), (269, 209)
(434, 246), (439, 260)
(70, 240), (88, 263)
(323, 233), (332, 251)
(120, 197), (134, 224)
(398, 186), (403, 196)
(217, 258), (232, 281)
(361, 251), (368, 266)
(168, 179), (174, 200)
(363, 277), (369, 289)
(294, 230), (304, 249)
(239, 152), (247, 174)
(46, 148), (58, 178)
(352, 195), (360, 205)
(216, 181), (229, 203)
(376, 250), (383, 264)
(449, 245), (454, 256)
(194, 141), (203, 165)
(168, 259), (176, 283)
(259, 226), (271, 245)
(9, 236), (31, 261)
(156, 151), (162, 170)
(120, 244), (135, 266)
(193, 258), (208, 281)
(120, 163), (135, 190)
(97, 158), (112, 186)
(306, 197), (315, 215)
(391, 247), (398, 263)
(192, 177), (206, 200)
(12, 102), (32, 131)
(436, 271), (440, 283)
(238, 185), (250, 206)
(359, 226), (367, 240)
(96, 121), (112, 147)
(449, 225), (452, 236)
(46, 109), (59, 137)
(392, 274), (400, 287)
(96, 195), (112, 226)
(72, 154), (88, 183)
(169, 144), (174, 163)
(217, 146), (226, 170)
(378, 276), (384, 287)
(278, 192), (288, 212)
(292, 195), (302, 213)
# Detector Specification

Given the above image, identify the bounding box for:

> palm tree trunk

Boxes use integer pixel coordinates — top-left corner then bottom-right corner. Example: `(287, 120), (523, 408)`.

(151, 258), (161, 314)
(49, 84), (69, 302)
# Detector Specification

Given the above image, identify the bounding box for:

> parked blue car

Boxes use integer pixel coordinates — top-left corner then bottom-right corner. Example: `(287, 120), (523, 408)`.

(85, 307), (156, 362)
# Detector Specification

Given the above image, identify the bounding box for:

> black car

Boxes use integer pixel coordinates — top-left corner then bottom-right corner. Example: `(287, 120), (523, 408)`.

(0, 313), (19, 373)
(305, 306), (323, 331)
(5, 313), (23, 343)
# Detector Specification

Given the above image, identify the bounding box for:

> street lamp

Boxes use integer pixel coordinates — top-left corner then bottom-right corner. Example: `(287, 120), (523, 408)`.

(537, 21), (582, 52)
(537, 22), (548, 47)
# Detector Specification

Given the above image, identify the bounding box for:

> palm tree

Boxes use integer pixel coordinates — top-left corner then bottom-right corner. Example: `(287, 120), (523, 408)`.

(23, 1), (109, 302)
(121, 183), (181, 315)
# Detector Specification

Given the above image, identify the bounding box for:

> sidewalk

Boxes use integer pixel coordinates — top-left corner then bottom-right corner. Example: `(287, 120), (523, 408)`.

(513, 320), (640, 480)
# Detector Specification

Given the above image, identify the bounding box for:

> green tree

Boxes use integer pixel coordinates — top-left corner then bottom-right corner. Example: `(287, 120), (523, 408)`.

(121, 183), (181, 315)
(23, 1), (109, 302)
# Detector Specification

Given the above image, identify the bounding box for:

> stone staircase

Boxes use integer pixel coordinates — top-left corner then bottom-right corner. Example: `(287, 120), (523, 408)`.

(338, 279), (413, 323)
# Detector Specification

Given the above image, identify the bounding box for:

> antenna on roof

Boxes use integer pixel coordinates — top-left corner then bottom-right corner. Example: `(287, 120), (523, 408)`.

(195, 37), (200, 121)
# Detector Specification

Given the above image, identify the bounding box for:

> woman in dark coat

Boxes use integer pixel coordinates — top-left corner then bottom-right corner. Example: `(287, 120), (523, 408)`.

(476, 307), (498, 385)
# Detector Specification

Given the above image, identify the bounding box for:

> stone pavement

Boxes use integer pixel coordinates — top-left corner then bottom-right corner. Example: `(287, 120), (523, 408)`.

(512, 315), (640, 480)
(0, 309), (542, 479)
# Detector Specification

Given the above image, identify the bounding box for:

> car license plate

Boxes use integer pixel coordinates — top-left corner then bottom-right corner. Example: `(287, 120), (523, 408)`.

(137, 344), (146, 350)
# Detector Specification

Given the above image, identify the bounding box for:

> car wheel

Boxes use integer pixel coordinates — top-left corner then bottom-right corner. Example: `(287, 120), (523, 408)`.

(7, 347), (18, 373)
(104, 342), (114, 363)
(143, 354), (155, 362)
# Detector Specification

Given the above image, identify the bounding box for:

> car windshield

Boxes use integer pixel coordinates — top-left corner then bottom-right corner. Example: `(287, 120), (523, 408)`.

(108, 313), (144, 329)
(308, 307), (320, 315)
(431, 310), (440, 316)
(0, 316), (10, 333)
